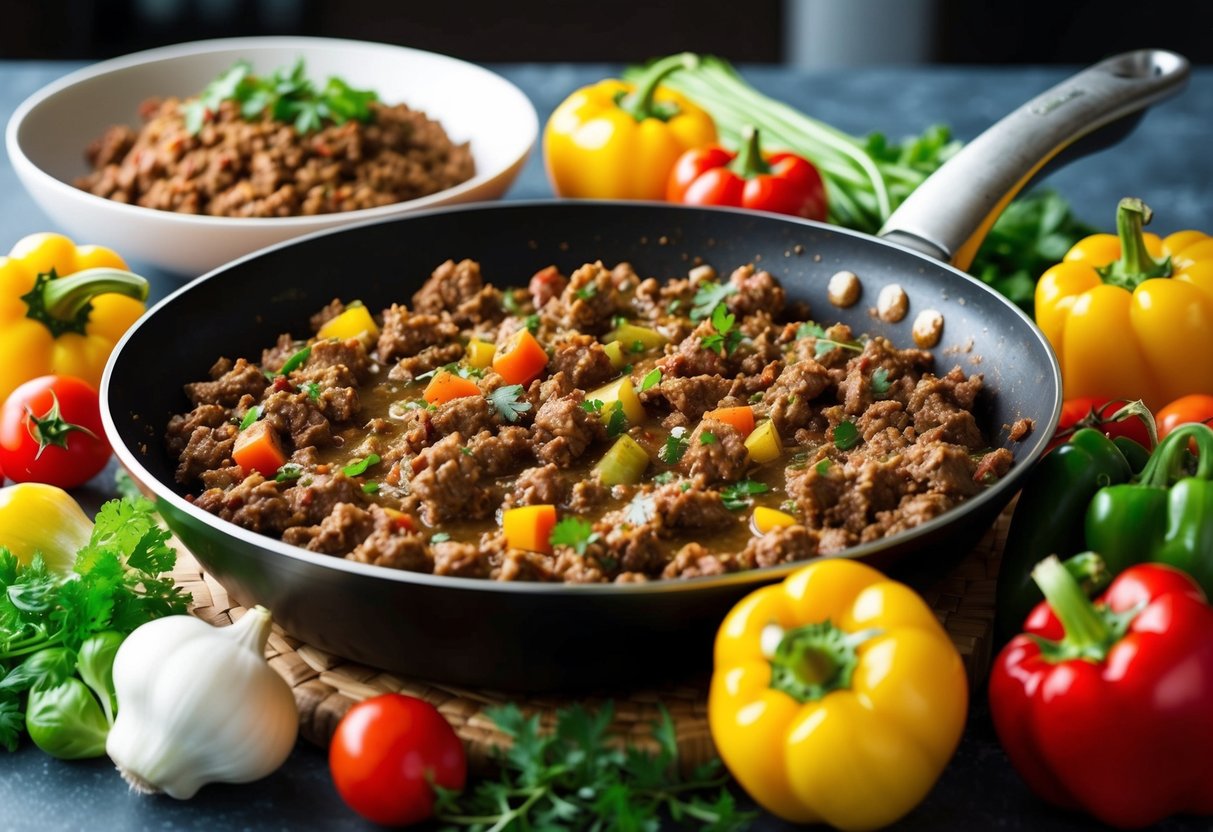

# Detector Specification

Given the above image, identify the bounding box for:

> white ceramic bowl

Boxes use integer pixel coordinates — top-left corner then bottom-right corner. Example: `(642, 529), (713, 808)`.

(6, 37), (538, 277)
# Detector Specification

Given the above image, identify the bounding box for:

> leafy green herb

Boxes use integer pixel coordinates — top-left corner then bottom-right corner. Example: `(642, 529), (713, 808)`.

(460, 447), (473, 457)
(238, 405), (261, 431)
(748, 391), (763, 404)
(275, 463), (304, 483)
(580, 399), (605, 414)
(454, 364), (486, 380)
(302, 381), (322, 402)
(606, 402), (628, 439)
(797, 322), (862, 359)
(502, 291), (524, 315)
(183, 58), (377, 136)
(488, 384), (532, 423)
(361, 482), (380, 494)
(611, 315), (629, 329)
(113, 469), (143, 504)
(700, 430), (717, 446)
(433, 702), (753, 831)
(430, 533), (451, 544)
(834, 420), (860, 451)
(575, 284), (598, 301)
(700, 303), (743, 357)
(624, 494), (656, 526)
(652, 471), (677, 485)
(639, 367), (662, 393)
(630, 340), (646, 354)
(659, 426), (689, 465)
(278, 344), (312, 376)
(720, 479), (769, 510)
(342, 453), (381, 477)
(524, 314), (541, 335)
(690, 280), (737, 321)
(667, 298), (682, 313)
(781, 499), (798, 513)
(870, 367), (891, 396)
(549, 517), (600, 555)
(815, 459), (832, 475)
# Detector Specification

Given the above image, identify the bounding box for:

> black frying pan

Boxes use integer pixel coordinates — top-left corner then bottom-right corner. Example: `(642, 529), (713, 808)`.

(102, 50), (1187, 691)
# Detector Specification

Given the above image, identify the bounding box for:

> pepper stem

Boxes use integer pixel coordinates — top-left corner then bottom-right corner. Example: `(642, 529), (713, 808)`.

(1098, 198), (1172, 290)
(1139, 423), (1213, 487)
(1031, 555), (1115, 662)
(616, 53), (699, 123)
(23, 268), (149, 339)
(768, 620), (881, 703)
(728, 125), (772, 179)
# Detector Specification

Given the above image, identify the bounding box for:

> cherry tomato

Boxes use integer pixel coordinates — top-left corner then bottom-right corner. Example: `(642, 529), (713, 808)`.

(1050, 397), (1154, 450)
(0, 376), (111, 488)
(1156, 394), (1213, 441)
(329, 693), (467, 826)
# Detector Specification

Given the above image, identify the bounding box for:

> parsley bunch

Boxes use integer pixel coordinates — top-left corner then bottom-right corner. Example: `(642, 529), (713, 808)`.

(183, 58), (378, 136)
(434, 703), (754, 831)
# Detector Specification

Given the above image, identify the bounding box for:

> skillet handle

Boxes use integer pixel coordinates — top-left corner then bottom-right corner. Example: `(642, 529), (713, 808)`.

(878, 49), (1190, 269)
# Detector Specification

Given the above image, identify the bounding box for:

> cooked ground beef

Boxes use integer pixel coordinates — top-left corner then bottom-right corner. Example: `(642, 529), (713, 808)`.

(168, 257), (1017, 583)
(76, 96), (473, 217)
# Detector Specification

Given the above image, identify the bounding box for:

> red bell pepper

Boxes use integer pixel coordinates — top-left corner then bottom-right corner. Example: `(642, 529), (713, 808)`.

(990, 555), (1213, 829)
(666, 126), (827, 221)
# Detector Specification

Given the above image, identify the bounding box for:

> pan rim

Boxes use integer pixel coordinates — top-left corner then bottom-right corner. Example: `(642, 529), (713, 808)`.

(101, 199), (1061, 596)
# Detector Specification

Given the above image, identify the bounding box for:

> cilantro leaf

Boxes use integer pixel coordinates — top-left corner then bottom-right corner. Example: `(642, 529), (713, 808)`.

(488, 384), (533, 423)
(834, 419), (861, 450)
(659, 426), (689, 465)
(605, 401), (628, 438)
(275, 463), (304, 483)
(549, 517), (600, 555)
(580, 398), (604, 414)
(871, 367), (891, 396)
(524, 314), (541, 335)
(720, 479), (769, 510)
(815, 459), (832, 475)
(699, 430), (717, 446)
(700, 303), (743, 357)
(639, 367), (662, 393)
(342, 453), (381, 477)
(797, 321), (862, 359)
(691, 280), (738, 321)
(303, 381), (322, 402)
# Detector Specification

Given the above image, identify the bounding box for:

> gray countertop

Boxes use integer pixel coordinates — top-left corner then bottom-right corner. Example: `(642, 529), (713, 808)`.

(2, 60), (1210, 831)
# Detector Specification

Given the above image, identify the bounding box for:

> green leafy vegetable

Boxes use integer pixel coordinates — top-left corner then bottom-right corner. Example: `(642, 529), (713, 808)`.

(815, 459), (832, 475)
(639, 367), (663, 393)
(114, 469), (143, 503)
(435, 703), (753, 831)
(488, 384), (533, 423)
(524, 314), (541, 335)
(580, 399), (604, 414)
(690, 280), (737, 321)
(25, 678), (110, 760)
(659, 426), (689, 465)
(720, 479), (769, 511)
(575, 284), (598, 301)
(700, 430), (717, 446)
(342, 453), (381, 477)
(361, 482), (380, 494)
(183, 58), (377, 136)
(652, 471), (677, 485)
(605, 401), (628, 439)
(238, 405), (261, 431)
(870, 367), (891, 396)
(301, 381), (322, 402)
(834, 420), (860, 450)
(797, 322), (862, 359)
(549, 517), (600, 555)
(700, 303), (742, 357)
(275, 463), (304, 483)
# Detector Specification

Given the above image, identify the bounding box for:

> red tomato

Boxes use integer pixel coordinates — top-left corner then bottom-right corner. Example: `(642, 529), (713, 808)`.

(1050, 397), (1154, 450)
(1156, 394), (1213, 441)
(329, 693), (467, 826)
(0, 376), (111, 488)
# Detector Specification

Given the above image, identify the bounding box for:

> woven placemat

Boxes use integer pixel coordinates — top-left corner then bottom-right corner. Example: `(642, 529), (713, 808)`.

(173, 510), (1008, 771)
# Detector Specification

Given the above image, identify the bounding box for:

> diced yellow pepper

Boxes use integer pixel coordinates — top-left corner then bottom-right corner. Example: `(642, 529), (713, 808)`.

(594, 435), (650, 486)
(602, 340), (627, 370)
(605, 323), (668, 352)
(318, 303), (379, 342)
(752, 505), (796, 534)
(465, 338), (496, 369)
(587, 376), (646, 426)
(745, 419), (783, 464)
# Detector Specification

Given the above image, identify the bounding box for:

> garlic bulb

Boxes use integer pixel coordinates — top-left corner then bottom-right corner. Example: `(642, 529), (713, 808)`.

(105, 606), (298, 799)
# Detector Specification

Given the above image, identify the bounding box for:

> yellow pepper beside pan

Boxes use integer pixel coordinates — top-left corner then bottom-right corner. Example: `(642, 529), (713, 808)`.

(0, 233), (148, 403)
(709, 558), (967, 831)
(544, 54), (717, 201)
(1036, 198), (1213, 411)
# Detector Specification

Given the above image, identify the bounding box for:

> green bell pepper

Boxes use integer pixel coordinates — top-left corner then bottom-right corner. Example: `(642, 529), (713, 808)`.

(1086, 422), (1213, 596)
(994, 428), (1143, 644)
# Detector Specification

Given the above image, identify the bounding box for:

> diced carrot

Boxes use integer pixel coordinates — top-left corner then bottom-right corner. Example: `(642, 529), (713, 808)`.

(493, 329), (549, 385)
(502, 504), (557, 555)
(705, 405), (756, 437)
(423, 370), (482, 405)
(232, 420), (287, 478)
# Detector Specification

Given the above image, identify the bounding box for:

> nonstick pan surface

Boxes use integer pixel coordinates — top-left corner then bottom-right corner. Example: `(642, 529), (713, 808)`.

(102, 50), (1187, 690)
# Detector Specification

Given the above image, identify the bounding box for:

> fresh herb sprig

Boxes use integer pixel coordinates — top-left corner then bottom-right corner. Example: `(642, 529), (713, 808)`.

(434, 703), (753, 831)
(183, 58), (378, 136)
(700, 303), (743, 357)
(690, 280), (737, 321)
(489, 385), (532, 423)
(797, 322), (862, 359)
(720, 479), (769, 510)
(659, 426), (689, 465)
(549, 517), (600, 555)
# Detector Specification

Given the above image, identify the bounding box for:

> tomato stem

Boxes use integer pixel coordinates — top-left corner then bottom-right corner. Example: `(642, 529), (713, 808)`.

(25, 391), (98, 460)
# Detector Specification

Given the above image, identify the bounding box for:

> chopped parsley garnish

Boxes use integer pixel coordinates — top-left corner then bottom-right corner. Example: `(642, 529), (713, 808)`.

(279, 344), (312, 375)
(781, 499), (798, 513)
(699, 431), (717, 446)
(606, 401), (628, 438)
(361, 482), (380, 494)
(549, 517), (600, 555)
(659, 426), (689, 464)
(489, 384), (533, 423)
(275, 463), (304, 482)
(720, 479), (770, 511)
(460, 447), (473, 457)
(797, 322), (862, 359)
(302, 381), (322, 402)
(639, 367), (662, 393)
(455, 364), (485, 380)
(430, 532), (452, 544)
(182, 58), (378, 136)
(815, 459), (832, 475)
(624, 494), (656, 526)
(238, 405), (262, 431)
(749, 391), (763, 404)
(667, 298), (682, 313)
(502, 290), (524, 315)
(575, 284), (598, 301)
(652, 471), (677, 485)
(525, 314), (541, 335)
(870, 367), (891, 396)
(833, 420), (860, 451)
(690, 280), (738, 321)
(630, 340), (646, 354)
(580, 399), (605, 414)
(699, 303), (743, 357)
(611, 315), (629, 328)
(342, 453), (381, 477)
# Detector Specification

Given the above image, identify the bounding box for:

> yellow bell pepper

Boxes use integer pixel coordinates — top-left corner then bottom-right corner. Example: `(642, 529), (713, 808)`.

(0, 482), (93, 575)
(544, 54), (717, 201)
(710, 558), (967, 831)
(0, 233), (148, 403)
(1036, 198), (1213, 411)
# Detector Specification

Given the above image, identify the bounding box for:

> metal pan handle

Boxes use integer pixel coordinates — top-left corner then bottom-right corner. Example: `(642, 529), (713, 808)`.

(878, 49), (1190, 269)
